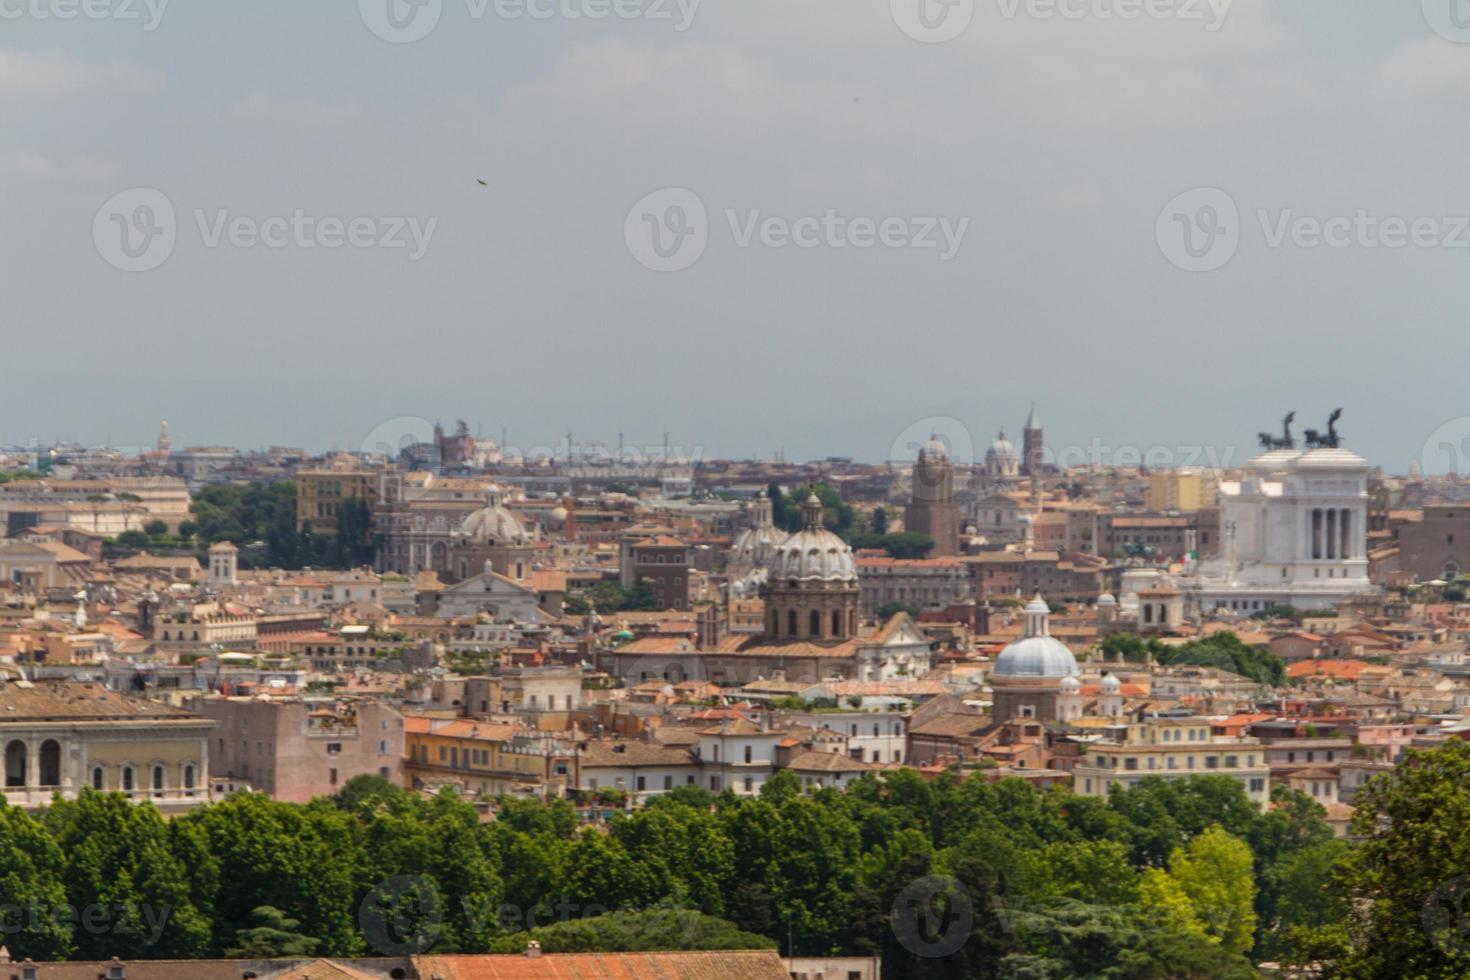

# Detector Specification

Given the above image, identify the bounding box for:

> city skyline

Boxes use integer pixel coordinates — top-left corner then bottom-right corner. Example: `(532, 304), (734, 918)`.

(3, 401), (1463, 476)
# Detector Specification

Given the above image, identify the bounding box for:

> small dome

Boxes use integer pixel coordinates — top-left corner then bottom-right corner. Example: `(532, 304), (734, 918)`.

(921, 434), (949, 460)
(1097, 593), (1117, 606)
(1101, 673), (1122, 693)
(992, 594), (1079, 679)
(457, 488), (527, 544)
(729, 524), (789, 571)
(1060, 675), (1081, 694)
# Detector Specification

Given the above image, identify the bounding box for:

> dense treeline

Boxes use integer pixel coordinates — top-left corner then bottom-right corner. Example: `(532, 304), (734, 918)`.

(1099, 631), (1288, 687)
(187, 482), (373, 569)
(0, 769), (1357, 976)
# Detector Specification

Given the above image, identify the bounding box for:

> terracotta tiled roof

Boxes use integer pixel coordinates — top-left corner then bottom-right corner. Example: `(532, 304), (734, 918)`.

(578, 741), (697, 767)
(784, 750), (873, 773)
(415, 950), (790, 979)
(0, 682), (197, 721)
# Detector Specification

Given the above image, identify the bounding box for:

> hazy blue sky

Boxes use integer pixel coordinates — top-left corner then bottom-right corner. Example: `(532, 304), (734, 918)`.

(4, 1), (1469, 472)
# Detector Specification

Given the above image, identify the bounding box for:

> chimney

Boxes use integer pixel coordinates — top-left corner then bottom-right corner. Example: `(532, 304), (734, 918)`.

(525, 940), (543, 958)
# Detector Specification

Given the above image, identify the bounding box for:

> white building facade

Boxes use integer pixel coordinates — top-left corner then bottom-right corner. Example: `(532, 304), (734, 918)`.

(1194, 446), (1374, 612)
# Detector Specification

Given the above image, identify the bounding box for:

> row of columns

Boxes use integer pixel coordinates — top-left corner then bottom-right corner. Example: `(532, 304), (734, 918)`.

(1310, 507), (1355, 560)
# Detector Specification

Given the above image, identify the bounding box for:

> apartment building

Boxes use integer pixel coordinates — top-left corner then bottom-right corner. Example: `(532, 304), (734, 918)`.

(195, 697), (404, 802)
(1071, 717), (1271, 808)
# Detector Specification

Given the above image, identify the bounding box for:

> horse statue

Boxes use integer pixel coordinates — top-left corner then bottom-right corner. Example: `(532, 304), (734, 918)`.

(1258, 411), (1297, 450)
(1304, 409), (1344, 450)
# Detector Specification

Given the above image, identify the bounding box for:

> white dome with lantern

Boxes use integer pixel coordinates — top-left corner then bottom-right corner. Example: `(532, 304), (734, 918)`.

(729, 490), (789, 573)
(766, 494), (858, 584)
(992, 595), (1080, 678)
(456, 487), (528, 545)
(985, 429), (1021, 479)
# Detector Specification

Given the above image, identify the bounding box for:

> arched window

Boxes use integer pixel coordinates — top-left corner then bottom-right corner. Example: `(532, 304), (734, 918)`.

(91, 766), (105, 790)
(786, 610), (797, 637)
(38, 739), (60, 787)
(152, 765), (165, 793)
(183, 765), (196, 791)
(121, 766), (134, 792)
(1143, 604), (1153, 625)
(809, 611), (821, 637)
(4, 740), (26, 788)
(832, 610), (843, 636)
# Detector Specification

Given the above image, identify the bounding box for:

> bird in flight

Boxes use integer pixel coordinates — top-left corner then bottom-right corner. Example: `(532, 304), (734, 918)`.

(477, 179), (487, 186)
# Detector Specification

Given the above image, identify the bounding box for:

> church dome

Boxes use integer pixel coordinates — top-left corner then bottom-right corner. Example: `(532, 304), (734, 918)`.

(985, 430), (1020, 477)
(766, 495), (857, 584)
(1097, 593), (1117, 606)
(1059, 675), (1081, 694)
(730, 524), (789, 570)
(1100, 672), (1122, 693)
(921, 434), (949, 460)
(457, 488), (528, 544)
(987, 431), (1017, 461)
(993, 595), (1079, 679)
